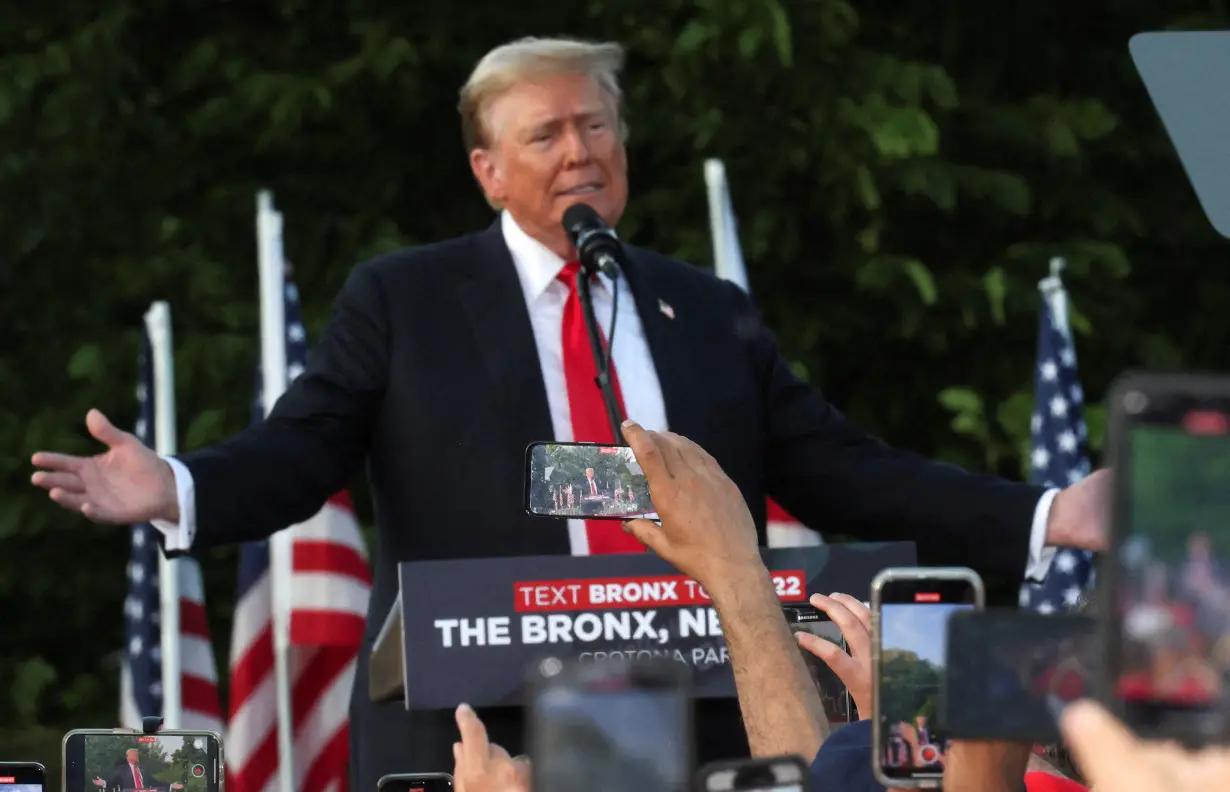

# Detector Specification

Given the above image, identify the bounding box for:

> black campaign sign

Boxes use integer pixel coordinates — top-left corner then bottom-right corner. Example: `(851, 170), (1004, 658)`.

(398, 543), (915, 709)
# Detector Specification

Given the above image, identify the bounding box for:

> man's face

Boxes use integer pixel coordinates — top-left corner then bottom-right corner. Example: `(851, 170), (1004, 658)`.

(586, 468), (595, 478)
(126, 749), (139, 763)
(469, 72), (628, 256)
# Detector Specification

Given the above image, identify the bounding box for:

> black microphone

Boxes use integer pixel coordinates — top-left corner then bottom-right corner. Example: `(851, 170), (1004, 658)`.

(560, 202), (626, 442)
(562, 203), (623, 279)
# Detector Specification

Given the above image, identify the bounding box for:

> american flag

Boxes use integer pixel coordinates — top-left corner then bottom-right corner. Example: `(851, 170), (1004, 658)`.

(225, 281), (372, 792)
(120, 328), (224, 731)
(704, 158), (822, 548)
(1019, 288), (1094, 614)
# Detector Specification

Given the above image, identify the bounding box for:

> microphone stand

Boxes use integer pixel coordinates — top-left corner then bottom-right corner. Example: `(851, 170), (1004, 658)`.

(576, 265), (626, 444)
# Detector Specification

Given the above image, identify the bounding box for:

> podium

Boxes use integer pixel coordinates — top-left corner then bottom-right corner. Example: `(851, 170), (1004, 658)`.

(368, 542), (915, 708)
(1129, 30), (1230, 239)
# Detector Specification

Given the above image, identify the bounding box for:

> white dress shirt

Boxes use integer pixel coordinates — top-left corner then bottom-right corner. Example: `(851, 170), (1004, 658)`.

(153, 211), (1058, 575)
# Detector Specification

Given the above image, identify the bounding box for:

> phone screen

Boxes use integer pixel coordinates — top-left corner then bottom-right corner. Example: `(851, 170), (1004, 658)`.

(1114, 385), (1230, 738)
(0, 763), (45, 792)
(783, 605), (854, 723)
(876, 576), (979, 783)
(524, 442), (657, 520)
(944, 611), (1094, 742)
(63, 732), (221, 792)
(377, 774), (453, 792)
(530, 660), (689, 792)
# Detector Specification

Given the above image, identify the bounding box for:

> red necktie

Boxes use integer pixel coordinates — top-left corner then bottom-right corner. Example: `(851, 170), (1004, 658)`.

(558, 261), (645, 554)
(132, 764), (143, 788)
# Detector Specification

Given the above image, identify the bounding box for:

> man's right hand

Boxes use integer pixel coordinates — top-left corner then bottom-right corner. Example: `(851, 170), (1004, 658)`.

(30, 408), (179, 524)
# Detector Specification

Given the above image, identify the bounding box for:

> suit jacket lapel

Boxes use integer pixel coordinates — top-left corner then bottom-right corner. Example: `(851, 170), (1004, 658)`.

(620, 248), (707, 441)
(457, 221), (554, 439)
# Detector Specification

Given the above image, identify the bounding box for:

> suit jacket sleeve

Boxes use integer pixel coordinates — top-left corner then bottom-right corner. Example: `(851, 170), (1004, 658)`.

(174, 261), (389, 551)
(727, 281), (1046, 581)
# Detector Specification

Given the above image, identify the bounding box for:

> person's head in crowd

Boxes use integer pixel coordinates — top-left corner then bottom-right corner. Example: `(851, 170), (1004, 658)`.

(459, 36), (630, 258)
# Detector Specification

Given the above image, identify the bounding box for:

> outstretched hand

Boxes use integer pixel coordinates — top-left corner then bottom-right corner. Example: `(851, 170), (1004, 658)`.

(619, 420), (760, 586)
(30, 408), (179, 524)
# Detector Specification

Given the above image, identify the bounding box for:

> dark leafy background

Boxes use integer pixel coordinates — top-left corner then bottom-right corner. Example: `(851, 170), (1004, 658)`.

(2, 0), (1228, 777)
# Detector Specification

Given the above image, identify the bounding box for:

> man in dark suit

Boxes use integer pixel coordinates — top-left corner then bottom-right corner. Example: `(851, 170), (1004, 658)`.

(31, 35), (1107, 791)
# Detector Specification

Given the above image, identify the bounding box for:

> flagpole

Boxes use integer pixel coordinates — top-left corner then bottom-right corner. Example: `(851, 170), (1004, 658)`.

(1038, 256), (1071, 339)
(703, 159), (751, 290)
(145, 300), (182, 728)
(257, 189), (296, 792)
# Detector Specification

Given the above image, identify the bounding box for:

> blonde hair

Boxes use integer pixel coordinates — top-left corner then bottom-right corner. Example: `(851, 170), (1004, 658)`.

(458, 36), (628, 152)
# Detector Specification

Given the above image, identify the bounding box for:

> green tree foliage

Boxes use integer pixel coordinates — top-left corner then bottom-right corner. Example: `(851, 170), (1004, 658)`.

(1, 0), (1227, 775)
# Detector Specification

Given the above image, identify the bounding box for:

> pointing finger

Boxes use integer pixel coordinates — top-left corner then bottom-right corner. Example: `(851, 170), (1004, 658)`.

(455, 703), (490, 766)
(829, 593), (871, 634)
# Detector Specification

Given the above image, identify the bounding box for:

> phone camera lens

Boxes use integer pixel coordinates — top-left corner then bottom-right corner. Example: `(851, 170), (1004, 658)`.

(1124, 391), (1148, 413)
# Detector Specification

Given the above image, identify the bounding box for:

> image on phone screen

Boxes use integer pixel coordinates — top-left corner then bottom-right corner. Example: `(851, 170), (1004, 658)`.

(63, 731), (221, 792)
(525, 442), (657, 520)
(876, 575), (979, 782)
(531, 667), (688, 792)
(1115, 387), (1230, 734)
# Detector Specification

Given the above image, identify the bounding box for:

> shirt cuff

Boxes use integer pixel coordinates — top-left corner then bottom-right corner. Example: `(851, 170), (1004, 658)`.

(1025, 488), (1060, 582)
(150, 456), (196, 551)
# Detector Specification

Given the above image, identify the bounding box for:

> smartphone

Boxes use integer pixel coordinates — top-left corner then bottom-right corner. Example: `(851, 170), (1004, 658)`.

(870, 567), (984, 789)
(782, 604), (854, 723)
(376, 772), (453, 792)
(0, 762), (46, 791)
(1102, 373), (1230, 745)
(527, 654), (691, 792)
(63, 729), (223, 792)
(524, 441), (657, 520)
(943, 610), (1095, 742)
(697, 755), (809, 792)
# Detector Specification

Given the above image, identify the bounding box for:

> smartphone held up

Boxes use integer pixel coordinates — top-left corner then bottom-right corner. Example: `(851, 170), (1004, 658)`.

(525, 442), (657, 520)
(871, 567), (983, 789)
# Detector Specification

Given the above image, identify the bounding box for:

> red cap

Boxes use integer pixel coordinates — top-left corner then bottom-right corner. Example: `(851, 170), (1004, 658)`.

(1025, 771), (1089, 792)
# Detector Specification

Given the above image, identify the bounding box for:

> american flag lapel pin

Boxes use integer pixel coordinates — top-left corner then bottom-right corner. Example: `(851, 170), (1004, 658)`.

(658, 299), (675, 320)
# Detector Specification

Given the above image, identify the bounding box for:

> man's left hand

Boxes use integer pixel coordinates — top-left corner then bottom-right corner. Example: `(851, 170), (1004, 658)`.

(1046, 469), (1110, 551)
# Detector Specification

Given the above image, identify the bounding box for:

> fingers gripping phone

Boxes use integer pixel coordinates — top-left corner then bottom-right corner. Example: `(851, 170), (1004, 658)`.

(1103, 373), (1230, 745)
(0, 761), (45, 791)
(782, 604), (854, 723)
(376, 772), (453, 792)
(527, 655), (692, 792)
(698, 755), (809, 792)
(524, 442), (657, 520)
(870, 567), (984, 789)
(63, 729), (223, 792)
